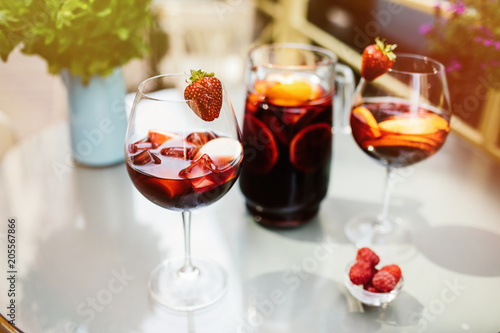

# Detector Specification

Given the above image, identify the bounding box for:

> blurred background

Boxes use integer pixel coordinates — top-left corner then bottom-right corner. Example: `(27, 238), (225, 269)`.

(1, 0), (499, 163)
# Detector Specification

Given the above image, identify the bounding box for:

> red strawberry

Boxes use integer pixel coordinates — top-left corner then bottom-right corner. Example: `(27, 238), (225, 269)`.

(349, 261), (376, 285)
(361, 37), (397, 81)
(356, 247), (380, 267)
(184, 69), (223, 122)
(372, 270), (396, 293)
(380, 264), (402, 284)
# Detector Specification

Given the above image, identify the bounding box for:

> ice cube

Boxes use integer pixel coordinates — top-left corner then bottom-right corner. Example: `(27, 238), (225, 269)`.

(160, 147), (200, 160)
(186, 131), (218, 146)
(179, 154), (223, 191)
(131, 150), (161, 165)
(150, 152), (161, 164)
(129, 140), (153, 154)
(193, 137), (243, 171)
(179, 154), (219, 179)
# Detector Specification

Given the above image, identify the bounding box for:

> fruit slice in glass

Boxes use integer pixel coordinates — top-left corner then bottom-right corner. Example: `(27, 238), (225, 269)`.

(290, 123), (332, 172)
(242, 114), (279, 174)
(266, 80), (314, 106)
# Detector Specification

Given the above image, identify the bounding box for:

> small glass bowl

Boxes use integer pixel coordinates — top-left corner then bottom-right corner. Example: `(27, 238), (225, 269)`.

(344, 261), (404, 306)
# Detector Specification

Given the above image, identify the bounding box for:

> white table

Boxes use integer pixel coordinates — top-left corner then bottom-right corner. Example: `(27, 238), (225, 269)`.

(1, 90), (500, 332)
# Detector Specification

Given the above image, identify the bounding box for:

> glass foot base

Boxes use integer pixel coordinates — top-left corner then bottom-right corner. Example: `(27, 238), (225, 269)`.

(148, 258), (228, 311)
(344, 213), (413, 248)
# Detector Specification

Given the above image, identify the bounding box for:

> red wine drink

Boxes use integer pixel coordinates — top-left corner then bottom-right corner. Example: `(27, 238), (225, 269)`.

(239, 44), (354, 228)
(127, 130), (241, 210)
(240, 80), (333, 227)
(350, 97), (450, 168)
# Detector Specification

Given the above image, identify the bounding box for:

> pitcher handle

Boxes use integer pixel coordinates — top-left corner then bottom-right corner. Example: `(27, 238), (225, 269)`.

(333, 63), (355, 134)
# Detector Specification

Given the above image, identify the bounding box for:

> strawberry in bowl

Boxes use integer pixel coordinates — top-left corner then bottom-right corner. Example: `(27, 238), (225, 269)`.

(345, 247), (404, 306)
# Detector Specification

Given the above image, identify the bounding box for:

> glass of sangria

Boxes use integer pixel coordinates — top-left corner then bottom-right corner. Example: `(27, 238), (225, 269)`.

(125, 73), (243, 311)
(345, 54), (452, 246)
(239, 43), (354, 228)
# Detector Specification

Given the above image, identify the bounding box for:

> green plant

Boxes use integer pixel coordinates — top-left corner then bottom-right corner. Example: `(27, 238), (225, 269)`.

(0, 0), (152, 84)
(421, 0), (500, 86)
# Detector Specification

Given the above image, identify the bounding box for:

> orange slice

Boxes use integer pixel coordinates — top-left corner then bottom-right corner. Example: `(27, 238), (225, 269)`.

(142, 178), (188, 201)
(375, 134), (437, 147)
(245, 92), (261, 113)
(351, 107), (381, 137)
(386, 113), (449, 132)
(422, 113), (449, 131)
(267, 81), (313, 106)
(254, 79), (276, 95)
(242, 114), (278, 174)
(309, 82), (323, 101)
(290, 123), (332, 172)
(362, 137), (433, 151)
(148, 130), (177, 148)
(378, 117), (439, 135)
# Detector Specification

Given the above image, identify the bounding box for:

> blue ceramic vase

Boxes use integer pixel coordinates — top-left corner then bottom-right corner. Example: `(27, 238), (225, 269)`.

(61, 68), (128, 167)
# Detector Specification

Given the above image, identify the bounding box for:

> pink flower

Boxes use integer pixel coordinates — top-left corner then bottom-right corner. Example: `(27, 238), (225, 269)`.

(449, 0), (466, 14)
(446, 60), (462, 73)
(495, 42), (500, 50)
(483, 39), (494, 46)
(419, 23), (434, 35)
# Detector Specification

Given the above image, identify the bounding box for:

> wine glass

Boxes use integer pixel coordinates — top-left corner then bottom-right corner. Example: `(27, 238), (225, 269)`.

(345, 54), (452, 247)
(125, 73), (243, 311)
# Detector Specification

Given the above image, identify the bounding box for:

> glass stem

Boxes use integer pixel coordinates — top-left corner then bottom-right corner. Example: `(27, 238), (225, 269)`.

(375, 166), (396, 234)
(179, 210), (199, 278)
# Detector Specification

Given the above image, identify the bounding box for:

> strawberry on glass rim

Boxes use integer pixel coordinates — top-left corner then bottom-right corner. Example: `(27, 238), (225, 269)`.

(361, 37), (397, 81)
(184, 69), (223, 122)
